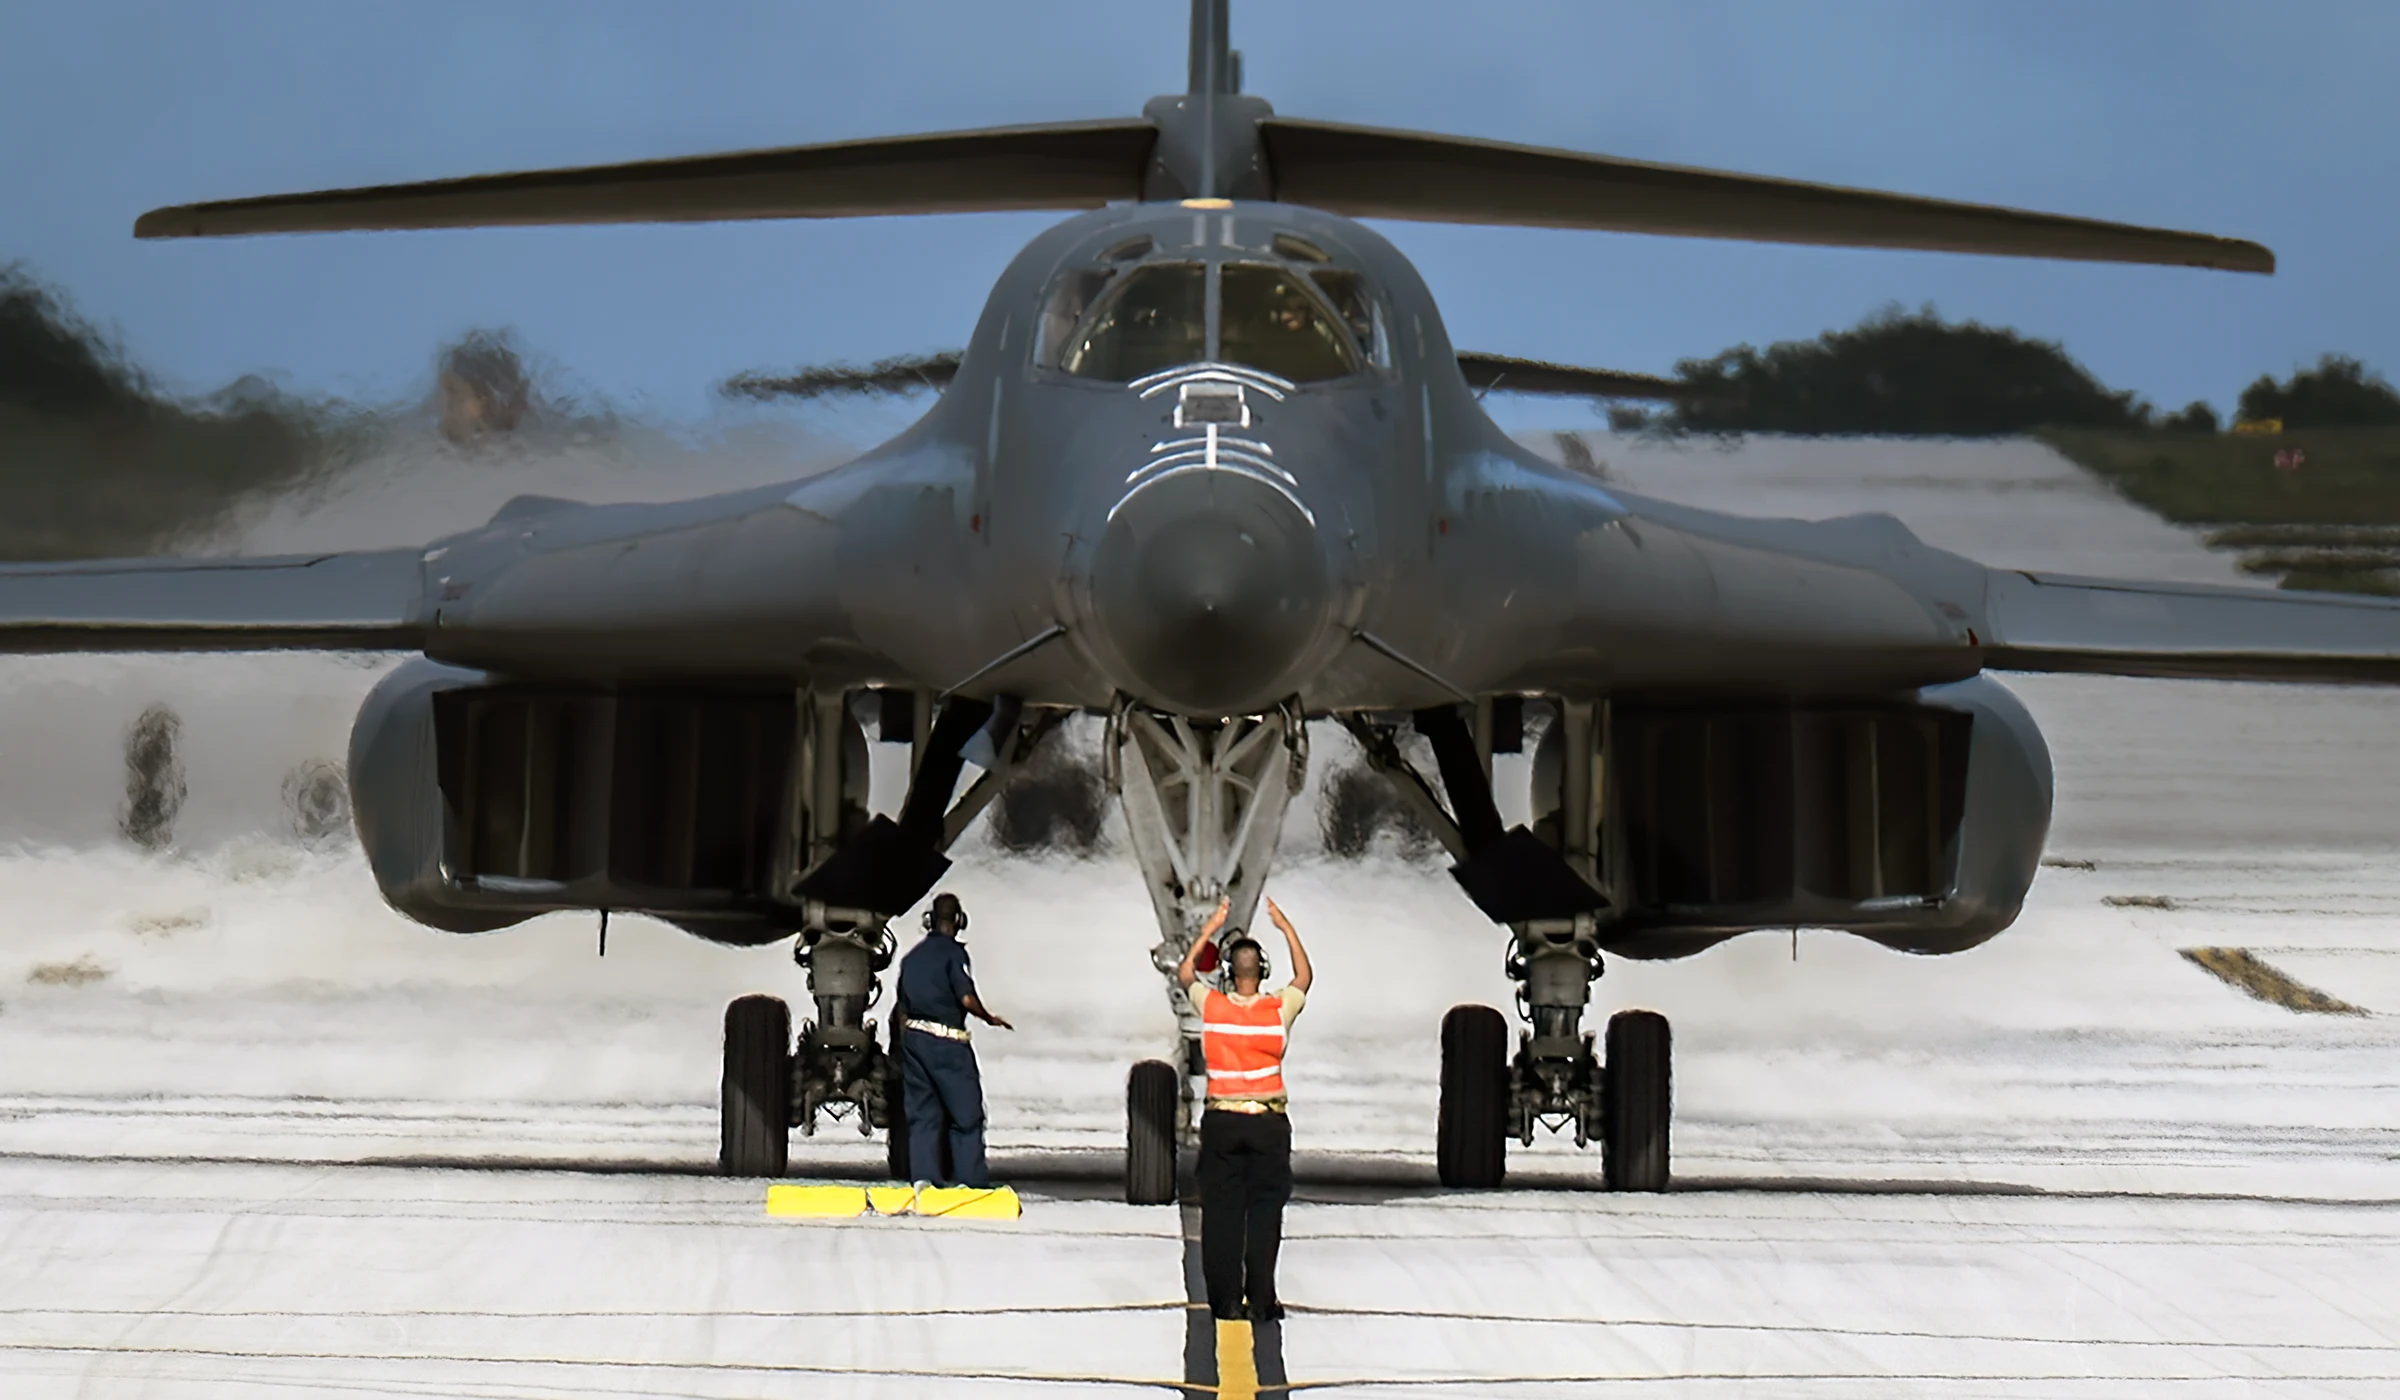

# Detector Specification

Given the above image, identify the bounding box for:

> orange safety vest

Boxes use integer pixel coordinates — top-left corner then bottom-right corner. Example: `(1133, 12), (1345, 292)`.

(1200, 987), (1288, 1100)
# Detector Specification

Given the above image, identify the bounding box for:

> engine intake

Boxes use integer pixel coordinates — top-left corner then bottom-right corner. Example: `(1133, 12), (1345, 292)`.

(349, 660), (866, 944)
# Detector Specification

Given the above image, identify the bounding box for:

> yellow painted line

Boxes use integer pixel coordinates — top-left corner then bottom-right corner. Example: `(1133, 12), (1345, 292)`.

(1214, 1319), (1258, 1399)
(2180, 947), (2370, 1016)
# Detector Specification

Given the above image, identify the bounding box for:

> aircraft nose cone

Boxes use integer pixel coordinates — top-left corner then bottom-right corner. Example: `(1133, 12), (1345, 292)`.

(1092, 470), (1333, 715)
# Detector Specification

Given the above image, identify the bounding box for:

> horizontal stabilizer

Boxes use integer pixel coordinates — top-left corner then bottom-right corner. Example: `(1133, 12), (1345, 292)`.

(0, 550), (426, 651)
(1260, 118), (2273, 273)
(724, 350), (1685, 402)
(722, 353), (963, 402)
(1457, 353), (1690, 401)
(135, 121), (1158, 238)
(1982, 572), (2400, 683)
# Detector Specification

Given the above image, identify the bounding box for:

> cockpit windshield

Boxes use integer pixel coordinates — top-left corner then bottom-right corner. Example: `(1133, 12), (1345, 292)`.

(1059, 263), (1206, 381)
(1217, 263), (1359, 384)
(1042, 250), (1387, 385)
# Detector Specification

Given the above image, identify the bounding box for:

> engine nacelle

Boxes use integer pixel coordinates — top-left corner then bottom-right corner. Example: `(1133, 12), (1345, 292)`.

(1537, 676), (2052, 959)
(348, 658), (866, 944)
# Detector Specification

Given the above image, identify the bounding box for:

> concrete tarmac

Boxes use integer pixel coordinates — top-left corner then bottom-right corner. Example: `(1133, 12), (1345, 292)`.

(4, 436), (2399, 1395)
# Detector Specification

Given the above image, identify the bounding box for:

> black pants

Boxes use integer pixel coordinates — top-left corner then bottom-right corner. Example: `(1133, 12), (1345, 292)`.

(900, 1032), (989, 1187)
(1198, 1107), (1293, 1320)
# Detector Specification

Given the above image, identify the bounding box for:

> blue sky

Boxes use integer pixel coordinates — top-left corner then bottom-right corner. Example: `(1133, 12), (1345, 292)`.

(4, 1), (2395, 426)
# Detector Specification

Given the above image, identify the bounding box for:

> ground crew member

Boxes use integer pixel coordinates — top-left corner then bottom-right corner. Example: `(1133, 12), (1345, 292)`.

(1176, 893), (1314, 1323)
(895, 892), (1011, 1187)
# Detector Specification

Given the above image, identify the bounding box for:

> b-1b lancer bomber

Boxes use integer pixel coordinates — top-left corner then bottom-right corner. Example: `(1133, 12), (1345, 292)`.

(10, 2), (2381, 1199)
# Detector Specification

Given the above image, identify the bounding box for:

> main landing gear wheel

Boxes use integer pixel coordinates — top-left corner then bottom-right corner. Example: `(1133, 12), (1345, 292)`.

(1125, 1058), (1180, 1205)
(1602, 1009), (1672, 1192)
(720, 994), (792, 1177)
(1437, 1004), (1508, 1189)
(883, 1033), (912, 1181)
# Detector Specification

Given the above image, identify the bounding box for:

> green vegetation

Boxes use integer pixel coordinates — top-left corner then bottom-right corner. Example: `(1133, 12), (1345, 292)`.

(2238, 355), (2400, 429)
(1663, 305), (2151, 437)
(0, 263), (343, 559)
(2038, 428), (2400, 595)
(2038, 426), (2400, 525)
(1635, 305), (2400, 596)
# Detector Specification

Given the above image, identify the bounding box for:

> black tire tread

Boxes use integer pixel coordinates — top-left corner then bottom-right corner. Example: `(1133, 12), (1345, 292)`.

(1437, 1004), (1508, 1189)
(1603, 1009), (1672, 1192)
(883, 1034), (912, 1181)
(720, 995), (792, 1178)
(1125, 1058), (1180, 1205)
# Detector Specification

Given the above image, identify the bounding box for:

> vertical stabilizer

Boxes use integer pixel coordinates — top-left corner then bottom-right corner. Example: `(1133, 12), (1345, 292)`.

(1188, 0), (1233, 95)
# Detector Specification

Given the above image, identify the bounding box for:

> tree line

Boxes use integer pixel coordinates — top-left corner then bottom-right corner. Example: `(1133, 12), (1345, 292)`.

(1632, 304), (2400, 438)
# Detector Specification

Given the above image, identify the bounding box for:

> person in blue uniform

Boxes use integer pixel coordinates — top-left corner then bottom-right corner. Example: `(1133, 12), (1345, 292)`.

(895, 892), (1012, 1186)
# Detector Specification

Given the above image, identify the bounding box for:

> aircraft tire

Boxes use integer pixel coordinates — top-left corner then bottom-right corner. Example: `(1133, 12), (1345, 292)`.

(1602, 1009), (1672, 1192)
(1437, 1004), (1508, 1188)
(719, 995), (792, 1178)
(1125, 1058), (1180, 1205)
(883, 1038), (912, 1181)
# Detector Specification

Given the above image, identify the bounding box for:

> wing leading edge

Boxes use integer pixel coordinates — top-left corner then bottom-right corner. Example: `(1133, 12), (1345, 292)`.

(1982, 571), (2400, 685)
(0, 550), (427, 653)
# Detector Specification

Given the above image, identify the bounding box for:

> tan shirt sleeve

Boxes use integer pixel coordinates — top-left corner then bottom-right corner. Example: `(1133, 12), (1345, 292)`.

(1277, 985), (1306, 1029)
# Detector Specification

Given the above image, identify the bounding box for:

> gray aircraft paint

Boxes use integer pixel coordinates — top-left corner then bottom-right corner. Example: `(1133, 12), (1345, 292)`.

(0, 0), (2379, 961)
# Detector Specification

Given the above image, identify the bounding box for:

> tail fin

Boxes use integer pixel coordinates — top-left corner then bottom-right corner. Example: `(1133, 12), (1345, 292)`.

(1189, 0), (1235, 95)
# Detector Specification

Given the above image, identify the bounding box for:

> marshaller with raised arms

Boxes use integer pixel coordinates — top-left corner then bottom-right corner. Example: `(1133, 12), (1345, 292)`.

(7, 1), (2383, 1197)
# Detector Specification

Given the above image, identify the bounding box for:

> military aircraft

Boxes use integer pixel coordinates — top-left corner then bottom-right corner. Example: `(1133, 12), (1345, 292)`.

(9, 1), (2383, 1199)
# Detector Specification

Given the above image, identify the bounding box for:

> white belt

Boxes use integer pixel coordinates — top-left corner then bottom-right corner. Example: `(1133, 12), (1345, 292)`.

(903, 1018), (972, 1043)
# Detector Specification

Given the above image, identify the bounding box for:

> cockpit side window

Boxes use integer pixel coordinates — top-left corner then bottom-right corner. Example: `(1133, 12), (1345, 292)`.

(1060, 262), (1207, 382)
(1036, 267), (1116, 368)
(1217, 262), (1361, 384)
(1308, 268), (1390, 369)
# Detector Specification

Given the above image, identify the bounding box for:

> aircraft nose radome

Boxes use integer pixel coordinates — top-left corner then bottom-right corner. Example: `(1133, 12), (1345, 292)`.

(1092, 469), (1333, 716)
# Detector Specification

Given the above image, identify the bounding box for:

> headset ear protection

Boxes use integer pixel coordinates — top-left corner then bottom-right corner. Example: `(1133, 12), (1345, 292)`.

(922, 896), (968, 934)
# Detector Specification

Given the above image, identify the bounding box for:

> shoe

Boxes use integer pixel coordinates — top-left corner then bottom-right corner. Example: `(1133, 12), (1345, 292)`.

(1247, 1300), (1285, 1323)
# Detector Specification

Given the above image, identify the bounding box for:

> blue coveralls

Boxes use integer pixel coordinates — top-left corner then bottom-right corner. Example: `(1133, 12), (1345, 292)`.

(896, 931), (990, 1187)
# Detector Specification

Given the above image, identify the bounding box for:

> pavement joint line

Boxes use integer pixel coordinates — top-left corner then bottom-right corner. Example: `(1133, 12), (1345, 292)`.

(0, 1301), (1192, 1321)
(1273, 1304), (2400, 1352)
(0, 1339), (1197, 1391)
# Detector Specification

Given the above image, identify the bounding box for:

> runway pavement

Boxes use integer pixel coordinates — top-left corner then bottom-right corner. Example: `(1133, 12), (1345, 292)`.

(3, 436), (2398, 1396)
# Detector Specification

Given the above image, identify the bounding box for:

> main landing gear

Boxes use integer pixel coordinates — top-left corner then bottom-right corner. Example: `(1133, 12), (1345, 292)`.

(718, 686), (1061, 1179)
(1348, 702), (1674, 1193)
(718, 904), (904, 1178)
(1435, 919), (1672, 1192)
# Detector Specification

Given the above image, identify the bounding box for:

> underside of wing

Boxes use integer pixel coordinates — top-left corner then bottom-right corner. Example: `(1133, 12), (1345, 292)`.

(0, 550), (427, 652)
(133, 121), (1157, 238)
(1982, 572), (2400, 683)
(1260, 118), (2273, 274)
(1453, 353), (1692, 401)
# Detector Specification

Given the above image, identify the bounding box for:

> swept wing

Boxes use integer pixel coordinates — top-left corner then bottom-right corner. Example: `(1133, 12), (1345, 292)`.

(0, 551), (426, 653)
(1981, 572), (2400, 684)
